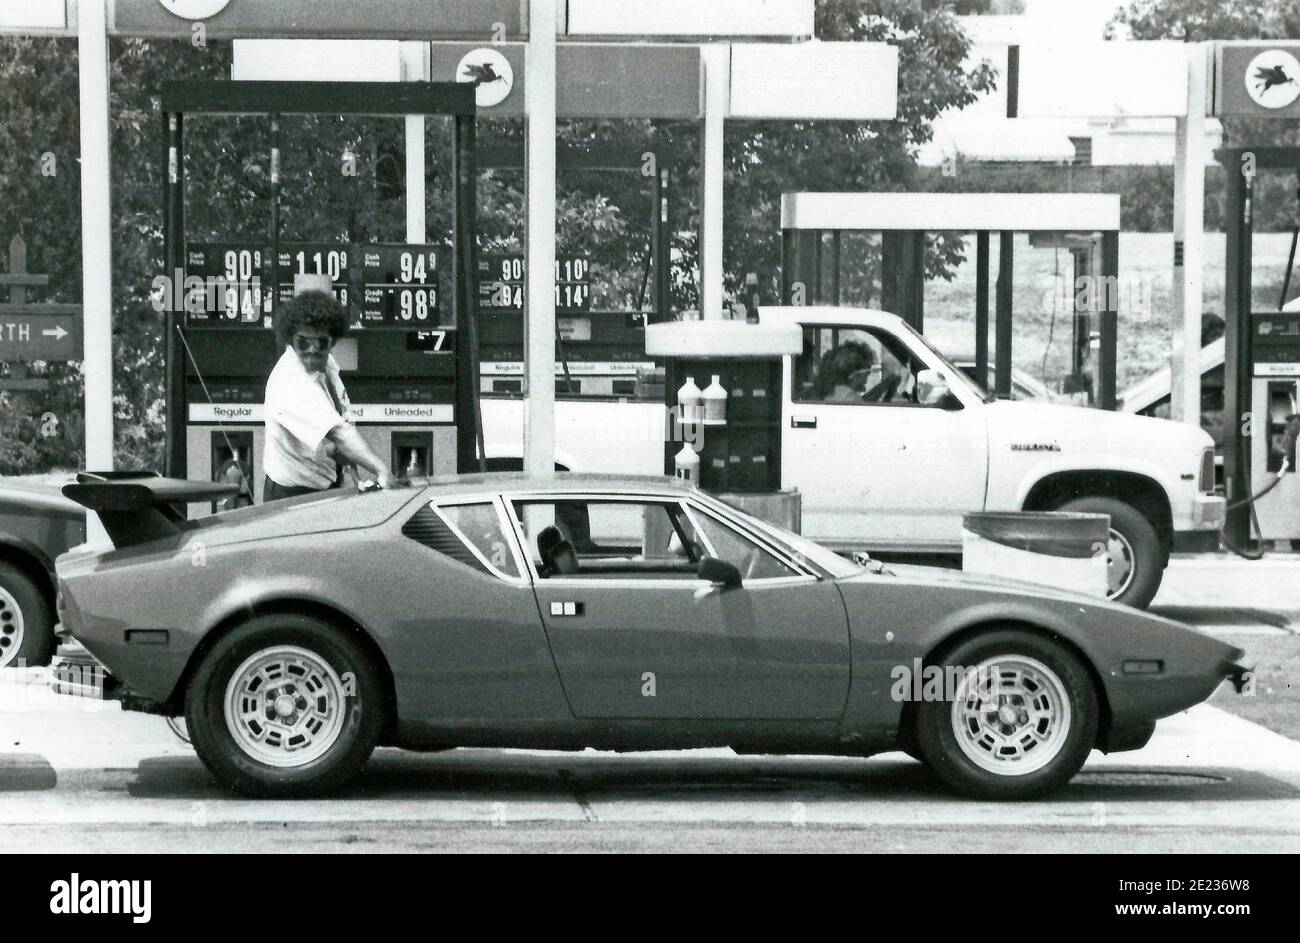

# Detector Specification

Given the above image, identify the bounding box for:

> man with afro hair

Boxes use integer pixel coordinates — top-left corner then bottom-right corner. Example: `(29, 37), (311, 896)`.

(262, 289), (394, 501)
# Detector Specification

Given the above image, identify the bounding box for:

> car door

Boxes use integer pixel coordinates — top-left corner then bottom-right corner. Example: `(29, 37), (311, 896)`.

(508, 492), (850, 721)
(783, 323), (989, 547)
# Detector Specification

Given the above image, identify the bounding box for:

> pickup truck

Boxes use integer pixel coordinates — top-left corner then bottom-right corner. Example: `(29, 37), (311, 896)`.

(480, 306), (1225, 609)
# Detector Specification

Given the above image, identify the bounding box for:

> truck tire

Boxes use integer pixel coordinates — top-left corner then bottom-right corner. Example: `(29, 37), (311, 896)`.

(1056, 496), (1163, 609)
(186, 614), (385, 797)
(0, 561), (54, 669)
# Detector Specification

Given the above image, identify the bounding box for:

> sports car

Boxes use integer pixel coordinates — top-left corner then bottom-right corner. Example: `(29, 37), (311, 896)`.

(53, 471), (1247, 800)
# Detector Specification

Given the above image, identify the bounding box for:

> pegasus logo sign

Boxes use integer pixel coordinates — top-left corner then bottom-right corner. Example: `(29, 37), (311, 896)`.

(456, 49), (515, 108)
(1246, 50), (1300, 109)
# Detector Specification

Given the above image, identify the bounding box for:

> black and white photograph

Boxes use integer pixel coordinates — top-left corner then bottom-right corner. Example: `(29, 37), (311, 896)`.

(0, 0), (1293, 892)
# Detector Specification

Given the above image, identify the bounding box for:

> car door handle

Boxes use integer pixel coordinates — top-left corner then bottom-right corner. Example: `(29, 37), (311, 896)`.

(790, 416), (817, 429)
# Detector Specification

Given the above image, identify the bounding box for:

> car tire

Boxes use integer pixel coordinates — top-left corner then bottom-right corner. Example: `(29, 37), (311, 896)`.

(0, 562), (54, 669)
(186, 614), (385, 797)
(913, 629), (1098, 800)
(1056, 496), (1164, 609)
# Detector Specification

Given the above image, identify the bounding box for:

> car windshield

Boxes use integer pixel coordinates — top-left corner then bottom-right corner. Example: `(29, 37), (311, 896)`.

(698, 493), (866, 579)
(895, 320), (997, 403)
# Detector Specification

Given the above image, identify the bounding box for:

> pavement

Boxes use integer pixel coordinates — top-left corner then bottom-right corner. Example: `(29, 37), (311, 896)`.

(0, 551), (1296, 853)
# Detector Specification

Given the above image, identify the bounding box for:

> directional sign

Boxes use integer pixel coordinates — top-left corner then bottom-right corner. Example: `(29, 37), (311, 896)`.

(0, 312), (84, 362)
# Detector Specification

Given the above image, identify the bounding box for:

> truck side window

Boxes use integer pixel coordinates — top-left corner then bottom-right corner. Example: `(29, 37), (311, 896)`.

(794, 325), (932, 407)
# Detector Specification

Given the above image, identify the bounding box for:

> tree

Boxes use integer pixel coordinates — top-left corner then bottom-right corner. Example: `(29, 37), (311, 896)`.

(1106, 0), (1293, 40)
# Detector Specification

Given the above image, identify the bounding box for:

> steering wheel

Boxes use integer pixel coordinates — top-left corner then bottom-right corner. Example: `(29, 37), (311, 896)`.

(863, 374), (901, 403)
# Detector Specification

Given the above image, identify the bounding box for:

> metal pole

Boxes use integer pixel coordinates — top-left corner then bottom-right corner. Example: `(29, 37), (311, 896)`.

(654, 165), (670, 323)
(975, 231), (989, 391)
(78, 0), (114, 497)
(401, 41), (429, 244)
(524, 0), (557, 475)
(163, 111), (186, 478)
(1100, 230), (1120, 410)
(700, 43), (728, 319)
(454, 114), (484, 473)
(1178, 43), (1208, 431)
(995, 231), (1014, 400)
(1224, 153), (1253, 545)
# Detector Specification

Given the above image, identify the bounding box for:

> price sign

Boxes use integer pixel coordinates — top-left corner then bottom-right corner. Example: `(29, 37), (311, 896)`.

(359, 245), (441, 327)
(477, 253), (591, 313)
(273, 244), (351, 310)
(183, 243), (271, 327)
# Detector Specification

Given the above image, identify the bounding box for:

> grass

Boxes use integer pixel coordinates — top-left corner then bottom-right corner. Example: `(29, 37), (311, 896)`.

(1210, 629), (1300, 741)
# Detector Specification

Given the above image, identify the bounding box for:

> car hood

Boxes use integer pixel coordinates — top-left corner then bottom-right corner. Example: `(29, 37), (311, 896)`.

(846, 560), (1109, 607)
(984, 398), (1213, 456)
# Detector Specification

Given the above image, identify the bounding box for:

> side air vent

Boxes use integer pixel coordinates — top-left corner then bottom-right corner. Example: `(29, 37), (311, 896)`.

(401, 505), (490, 574)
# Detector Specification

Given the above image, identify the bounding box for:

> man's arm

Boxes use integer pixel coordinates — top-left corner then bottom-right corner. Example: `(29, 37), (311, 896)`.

(326, 423), (395, 488)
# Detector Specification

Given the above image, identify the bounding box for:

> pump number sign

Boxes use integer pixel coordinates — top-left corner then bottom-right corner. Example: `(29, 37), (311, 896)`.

(359, 244), (442, 327)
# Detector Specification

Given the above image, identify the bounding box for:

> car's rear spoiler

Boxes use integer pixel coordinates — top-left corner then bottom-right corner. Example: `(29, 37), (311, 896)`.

(62, 471), (238, 549)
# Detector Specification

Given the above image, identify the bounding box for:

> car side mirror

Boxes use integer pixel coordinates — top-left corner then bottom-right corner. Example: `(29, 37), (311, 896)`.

(916, 368), (958, 408)
(695, 556), (742, 598)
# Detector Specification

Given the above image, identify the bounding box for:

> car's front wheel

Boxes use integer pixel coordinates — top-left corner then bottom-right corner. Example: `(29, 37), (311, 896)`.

(186, 614), (385, 797)
(914, 629), (1098, 800)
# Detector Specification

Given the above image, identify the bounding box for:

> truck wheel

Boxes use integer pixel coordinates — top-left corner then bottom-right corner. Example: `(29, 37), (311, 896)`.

(914, 628), (1098, 800)
(186, 614), (385, 797)
(0, 562), (54, 669)
(1055, 497), (1163, 609)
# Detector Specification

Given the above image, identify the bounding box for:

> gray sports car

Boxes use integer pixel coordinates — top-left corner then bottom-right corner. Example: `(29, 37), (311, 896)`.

(53, 471), (1247, 800)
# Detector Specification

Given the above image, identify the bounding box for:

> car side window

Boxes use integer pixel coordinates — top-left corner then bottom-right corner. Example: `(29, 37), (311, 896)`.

(794, 324), (933, 407)
(688, 507), (800, 580)
(509, 498), (705, 580)
(435, 502), (521, 579)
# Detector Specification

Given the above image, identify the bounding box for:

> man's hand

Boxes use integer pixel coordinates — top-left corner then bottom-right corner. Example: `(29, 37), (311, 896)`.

(375, 469), (396, 490)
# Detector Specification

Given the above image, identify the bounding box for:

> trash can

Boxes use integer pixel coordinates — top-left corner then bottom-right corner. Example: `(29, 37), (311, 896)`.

(962, 511), (1110, 597)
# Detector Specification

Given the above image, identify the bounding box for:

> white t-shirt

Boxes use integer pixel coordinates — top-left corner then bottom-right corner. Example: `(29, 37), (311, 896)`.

(263, 348), (351, 489)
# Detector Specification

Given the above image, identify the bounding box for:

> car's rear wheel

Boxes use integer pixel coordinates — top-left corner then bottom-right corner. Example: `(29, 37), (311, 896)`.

(914, 629), (1098, 800)
(186, 614), (384, 797)
(1055, 496), (1163, 609)
(0, 562), (53, 669)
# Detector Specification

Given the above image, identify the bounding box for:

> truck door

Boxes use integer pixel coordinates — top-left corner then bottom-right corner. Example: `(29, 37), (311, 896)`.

(782, 323), (989, 548)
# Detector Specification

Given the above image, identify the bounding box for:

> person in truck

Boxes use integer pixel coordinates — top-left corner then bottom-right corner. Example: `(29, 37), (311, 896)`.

(262, 290), (395, 501)
(816, 341), (876, 404)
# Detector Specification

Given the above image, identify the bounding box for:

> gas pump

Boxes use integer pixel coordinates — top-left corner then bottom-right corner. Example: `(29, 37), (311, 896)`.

(1221, 146), (1300, 547)
(161, 81), (480, 510)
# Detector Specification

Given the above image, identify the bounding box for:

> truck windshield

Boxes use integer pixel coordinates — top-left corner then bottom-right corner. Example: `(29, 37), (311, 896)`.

(894, 321), (998, 403)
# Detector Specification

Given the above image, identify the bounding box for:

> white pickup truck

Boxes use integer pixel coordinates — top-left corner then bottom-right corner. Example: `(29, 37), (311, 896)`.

(480, 306), (1225, 608)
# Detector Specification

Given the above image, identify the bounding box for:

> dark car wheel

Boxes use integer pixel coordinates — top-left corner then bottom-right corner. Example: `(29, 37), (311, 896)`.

(0, 562), (54, 669)
(186, 614), (385, 797)
(914, 629), (1098, 800)
(1055, 497), (1163, 609)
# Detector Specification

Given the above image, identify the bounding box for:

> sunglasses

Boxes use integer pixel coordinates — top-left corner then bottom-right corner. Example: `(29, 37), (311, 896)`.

(292, 334), (334, 354)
